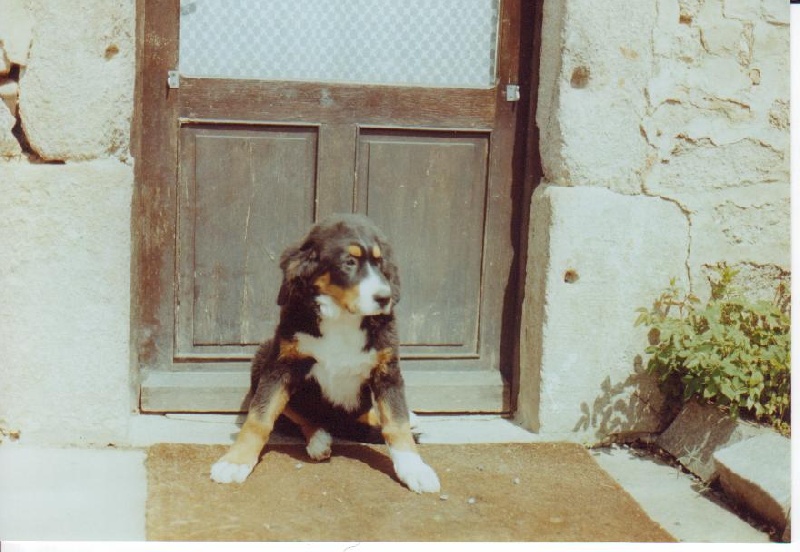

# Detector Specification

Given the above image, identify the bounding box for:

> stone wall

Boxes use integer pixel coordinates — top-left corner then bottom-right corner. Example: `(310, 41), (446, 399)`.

(0, 0), (135, 444)
(0, 0), (789, 447)
(518, 0), (790, 442)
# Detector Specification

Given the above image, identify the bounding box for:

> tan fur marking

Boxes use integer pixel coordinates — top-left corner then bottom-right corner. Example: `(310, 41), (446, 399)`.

(377, 400), (417, 453)
(283, 406), (323, 442)
(314, 271), (360, 313)
(347, 244), (363, 257)
(278, 338), (312, 361)
(218, 387), (290, 466)
(314, 271), (331, 290)
(372, 245), (382, 259)
(372, 348), (395, 377)
(356, 406), (381, 428)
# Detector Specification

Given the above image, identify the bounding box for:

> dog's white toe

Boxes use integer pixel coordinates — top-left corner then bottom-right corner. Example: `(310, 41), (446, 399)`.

(306, 429), (333, 461)
(389, 449), (441, 493)
(210, 460), (255, 484)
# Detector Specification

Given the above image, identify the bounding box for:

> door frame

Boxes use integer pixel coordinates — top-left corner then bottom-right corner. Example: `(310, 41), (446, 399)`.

(130, 0), (543, 415)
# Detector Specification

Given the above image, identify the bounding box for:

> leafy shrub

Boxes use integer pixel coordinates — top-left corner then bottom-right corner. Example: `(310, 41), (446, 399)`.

(635, 264), (791, 435)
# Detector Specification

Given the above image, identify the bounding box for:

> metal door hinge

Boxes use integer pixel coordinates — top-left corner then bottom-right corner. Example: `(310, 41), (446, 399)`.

(167, 70), (180, 89)
(505, 84), (520, 102)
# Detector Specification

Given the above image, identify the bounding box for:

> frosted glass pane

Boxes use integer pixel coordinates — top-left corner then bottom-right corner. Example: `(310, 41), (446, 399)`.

(179, 0), (499, 88)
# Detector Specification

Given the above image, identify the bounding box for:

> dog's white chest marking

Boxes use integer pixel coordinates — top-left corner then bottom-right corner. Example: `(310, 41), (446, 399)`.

(296, 302), (376, 411)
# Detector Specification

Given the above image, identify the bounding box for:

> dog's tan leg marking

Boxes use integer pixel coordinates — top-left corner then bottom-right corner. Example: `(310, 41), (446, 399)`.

(373, 348), (394, 374)
(372, 349), (415, 451)
(211, 386), (289, 483)
(375, 382), (440, 493)
(282, 406), (332, 461)
(357, 406), (381, 428)
(372, 347), (417, 452)
(281, 406), (320, 441)
(378, 400), (417, 453)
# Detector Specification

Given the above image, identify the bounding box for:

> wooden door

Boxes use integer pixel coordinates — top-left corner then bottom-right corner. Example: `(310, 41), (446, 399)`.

(134, 0), (532, 413)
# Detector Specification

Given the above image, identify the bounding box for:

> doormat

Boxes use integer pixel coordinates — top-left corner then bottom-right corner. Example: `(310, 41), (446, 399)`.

(146, 442), (675, 542)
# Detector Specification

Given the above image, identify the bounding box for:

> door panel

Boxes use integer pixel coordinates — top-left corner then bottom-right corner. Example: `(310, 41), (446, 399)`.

(176, 125), (317, 359)
(357, 130), (489, 358)
(136, 0), (529, 414)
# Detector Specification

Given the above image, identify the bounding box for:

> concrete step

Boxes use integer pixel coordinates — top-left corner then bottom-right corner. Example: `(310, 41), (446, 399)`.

(713, 433), (791, 535)
(656, 400), (762, 481)
(592, 446), (771, 543)
(656, 401), (791, 540)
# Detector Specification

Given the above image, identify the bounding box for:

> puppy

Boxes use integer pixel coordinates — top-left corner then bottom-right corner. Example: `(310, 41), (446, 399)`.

(210, 214), (440, 493)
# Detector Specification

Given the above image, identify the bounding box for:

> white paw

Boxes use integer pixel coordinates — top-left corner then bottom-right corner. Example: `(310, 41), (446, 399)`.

(306, 429), (332, 461)
(210, 460), (255, 484)
(389, 449), (441, 493)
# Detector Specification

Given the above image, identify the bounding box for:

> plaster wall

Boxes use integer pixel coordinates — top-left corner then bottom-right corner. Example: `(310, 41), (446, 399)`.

(519, 0), (790, 441)
(0, 0), (135, 445)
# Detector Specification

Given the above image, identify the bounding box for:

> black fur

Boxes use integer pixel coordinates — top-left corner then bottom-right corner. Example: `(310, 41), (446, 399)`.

(249, 213), (409, 442)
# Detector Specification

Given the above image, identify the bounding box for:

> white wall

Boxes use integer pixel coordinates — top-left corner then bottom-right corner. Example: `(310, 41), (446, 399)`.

(519, 0), (790, 442)
(0, 161), (133, 444)
(0, 0), (135, 445)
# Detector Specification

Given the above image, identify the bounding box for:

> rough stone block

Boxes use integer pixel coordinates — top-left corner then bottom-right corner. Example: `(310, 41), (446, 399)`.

(688, 185), (791, 295)
(698, 262), (789, 306)
(761, 0), (790, 25)
(18, 0), (134, 160)
(652, 0), (704, 63)
(696, 11), (746, 58)
(0, 0), (34, 65)
(714, 433), (791, 532)
(723, 0), (761, 22)
(0, 99), (20, 157)
(649, 137), (786, 196)
(0, 160), (133, 445)
(643, 0), (790, 230)
(517, 184), (689, 442)
(537, 0), (656, 193)
(0, 45), (10, 76)
(0, 77), (18, 115)
(656, 401), (762, 481)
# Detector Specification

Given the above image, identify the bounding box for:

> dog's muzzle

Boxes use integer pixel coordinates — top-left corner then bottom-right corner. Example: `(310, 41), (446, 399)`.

(358, 265), (393, 315)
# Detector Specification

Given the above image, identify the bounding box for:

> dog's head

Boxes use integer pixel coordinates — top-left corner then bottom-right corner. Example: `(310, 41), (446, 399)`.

(278, 214), (400, 317)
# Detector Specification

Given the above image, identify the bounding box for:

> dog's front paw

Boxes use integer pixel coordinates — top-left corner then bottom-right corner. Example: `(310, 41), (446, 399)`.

(306, 429), (332, 461)
(389, 449), (441, 493)
(210, 460), (255, 484)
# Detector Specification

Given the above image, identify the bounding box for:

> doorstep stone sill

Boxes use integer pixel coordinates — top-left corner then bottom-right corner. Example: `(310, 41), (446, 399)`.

(656, 400), (791, 540)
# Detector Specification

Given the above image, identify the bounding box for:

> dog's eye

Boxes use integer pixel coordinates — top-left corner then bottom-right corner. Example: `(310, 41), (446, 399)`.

(343, 257), (358, 269)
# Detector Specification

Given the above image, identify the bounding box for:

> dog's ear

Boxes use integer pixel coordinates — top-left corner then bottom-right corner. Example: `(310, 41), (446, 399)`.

(277, 239), (318, 306)
(377, 237), (401, 305)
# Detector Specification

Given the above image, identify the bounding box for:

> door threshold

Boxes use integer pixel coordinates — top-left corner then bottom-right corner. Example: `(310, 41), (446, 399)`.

(128, 412), (542, 447)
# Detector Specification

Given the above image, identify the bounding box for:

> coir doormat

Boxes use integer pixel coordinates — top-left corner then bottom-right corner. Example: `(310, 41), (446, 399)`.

(146, 442), (675, 542)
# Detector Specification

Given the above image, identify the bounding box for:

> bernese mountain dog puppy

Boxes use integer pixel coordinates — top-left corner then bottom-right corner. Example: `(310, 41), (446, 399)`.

(211, 214), (441, 493)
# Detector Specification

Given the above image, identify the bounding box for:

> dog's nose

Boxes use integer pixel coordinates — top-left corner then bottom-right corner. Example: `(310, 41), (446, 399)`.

(374, 293), (391, 310)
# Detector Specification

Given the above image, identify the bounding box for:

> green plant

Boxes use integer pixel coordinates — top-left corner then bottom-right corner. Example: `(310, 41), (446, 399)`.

(635, 264), (791, 435)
